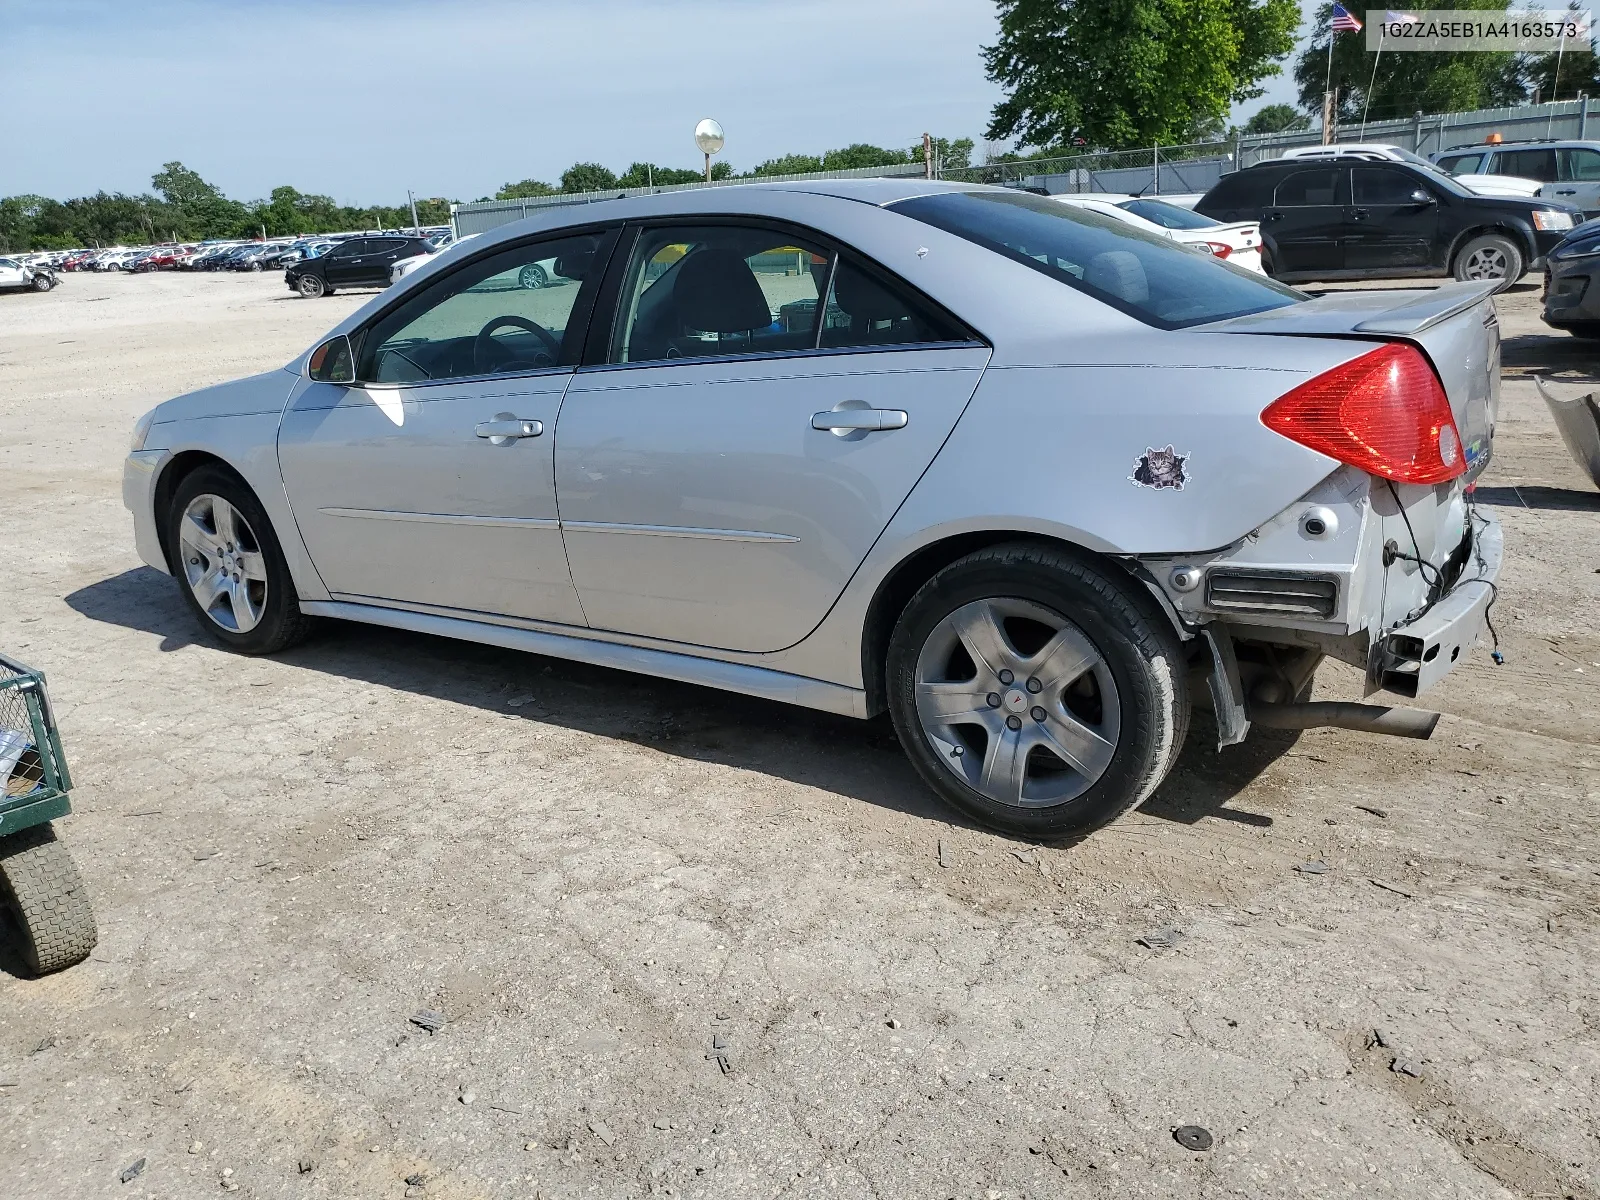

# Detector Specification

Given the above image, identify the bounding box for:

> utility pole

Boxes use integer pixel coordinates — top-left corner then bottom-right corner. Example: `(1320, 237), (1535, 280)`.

(923, 132), (933, 179)
(407, 190), (420, 234)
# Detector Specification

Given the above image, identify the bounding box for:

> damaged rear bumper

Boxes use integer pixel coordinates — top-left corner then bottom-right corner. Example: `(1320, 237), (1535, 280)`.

(1365, 509), (1502, 698)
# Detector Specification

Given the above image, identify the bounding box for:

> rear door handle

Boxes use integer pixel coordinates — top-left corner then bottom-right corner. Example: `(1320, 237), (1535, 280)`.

(1348, 207), (1370, 220)
(811, 407), (909, 434)
(475, 414), (543, 445)
(1554, 188), (1577, 194)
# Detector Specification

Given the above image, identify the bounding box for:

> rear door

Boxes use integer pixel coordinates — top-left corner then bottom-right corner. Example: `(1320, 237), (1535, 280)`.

(1492, 147), (1559, 186)
(1345, 166), (1440, 270)
(1264, 167), (1348, 275)
(554, 221), (990, 653)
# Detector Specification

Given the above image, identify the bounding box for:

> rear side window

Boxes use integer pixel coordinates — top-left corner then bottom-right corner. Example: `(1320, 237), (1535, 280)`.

(1199, 172), (1262, 209)
(1354, 167), (1426, 205)
(1495, 148), (1558, 180)
(1563, 148), (1600, 180)
(1273, 168), (1344, 206)
(891, 190), (1300, 330)
(1439, 152), (1483, 174)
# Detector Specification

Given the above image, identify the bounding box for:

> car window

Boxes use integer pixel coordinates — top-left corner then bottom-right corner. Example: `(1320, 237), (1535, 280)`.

(818, 256), (964, 349)
(1495, 148), (1558, 180)
(327, 241), (363, 258)
(1199, 172), (1262, 209)
(891, 190), (1300, 330)
(1118, 199), (1218, 229)
(1273, 168), (1344, 206)
(1354, 167), (1426, 205)
(0, 258), (16, 268)
(610, 225), (830, 364)
(358, 231), (605, 384)
(1563, 148), (1600, 181)
(1439, 152), (1483, 174)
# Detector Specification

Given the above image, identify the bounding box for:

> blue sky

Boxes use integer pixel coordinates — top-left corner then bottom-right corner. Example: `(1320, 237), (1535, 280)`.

(7, 0), (1316, 205)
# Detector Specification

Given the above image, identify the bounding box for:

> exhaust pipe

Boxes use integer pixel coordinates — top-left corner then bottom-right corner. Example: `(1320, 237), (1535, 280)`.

(1249, 701), (1439, 740)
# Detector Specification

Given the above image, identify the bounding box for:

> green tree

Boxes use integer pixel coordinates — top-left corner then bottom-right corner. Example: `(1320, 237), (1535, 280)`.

(752, 152), (825, 177)
(984, 0), (1300, 149)
(615, 162), (705, 188)
(151, 161), (246, 238)
(1294, 0), (1524, 122)
(821, 143), (914, 170)
(561, 162), (619, 193)
(495, 178), (557, 199)
(1241, 102), (1310, 133)
(1525, 4), (1598, 101)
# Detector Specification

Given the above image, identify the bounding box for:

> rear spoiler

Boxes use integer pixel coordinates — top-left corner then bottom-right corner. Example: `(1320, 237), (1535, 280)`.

(1204, 280), (1499, 337)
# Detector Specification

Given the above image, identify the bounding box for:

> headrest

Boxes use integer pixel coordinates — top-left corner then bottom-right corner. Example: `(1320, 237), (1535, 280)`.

(1084, 251), (1149, 305)
(673, 248), (771, 334)
(832, 265), (910, 323)
(554, 250), (595, 280)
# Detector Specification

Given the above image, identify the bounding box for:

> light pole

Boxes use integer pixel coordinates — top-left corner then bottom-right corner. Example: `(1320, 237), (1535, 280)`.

(695, 118), (725, 183)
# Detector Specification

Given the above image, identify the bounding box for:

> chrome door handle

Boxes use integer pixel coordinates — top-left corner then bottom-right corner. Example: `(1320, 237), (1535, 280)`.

(811, 408), (908, 434)
(475, 413), (543, 445)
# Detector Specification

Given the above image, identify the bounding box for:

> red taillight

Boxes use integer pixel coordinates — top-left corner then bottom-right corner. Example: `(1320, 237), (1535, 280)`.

(1198, 240), (1232, 257)
(1261, 343), (1465, 484)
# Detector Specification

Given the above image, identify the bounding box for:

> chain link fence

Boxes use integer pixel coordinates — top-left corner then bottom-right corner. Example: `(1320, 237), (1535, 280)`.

(454, 97), (1600, 234)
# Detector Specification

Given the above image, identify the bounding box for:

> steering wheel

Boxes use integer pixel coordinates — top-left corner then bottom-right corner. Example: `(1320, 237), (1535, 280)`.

(473, 315), (561, 375)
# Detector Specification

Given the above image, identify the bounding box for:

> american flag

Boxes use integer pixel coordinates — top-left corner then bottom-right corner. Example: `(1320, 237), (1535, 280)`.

(1385, 9), (1420, 22)
(1330, 2), (1364, 31)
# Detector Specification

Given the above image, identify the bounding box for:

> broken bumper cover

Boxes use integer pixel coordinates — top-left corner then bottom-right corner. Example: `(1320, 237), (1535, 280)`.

(123, 449), (172, 575)
(1365, 510), (1503, 698)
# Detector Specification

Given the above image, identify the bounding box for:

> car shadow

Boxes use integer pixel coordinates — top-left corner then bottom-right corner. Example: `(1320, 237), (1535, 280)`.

(64, 568), (1293, 840)
(1472, 484), (1600, 511)
(1501, 330), (1599, 373)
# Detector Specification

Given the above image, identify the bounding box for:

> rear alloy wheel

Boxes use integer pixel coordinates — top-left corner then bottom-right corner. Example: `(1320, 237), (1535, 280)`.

(518, 263), (549, 290)
(1453, 233), (1524, 289)
(297, 274), (326, 298)
(168, 465), (313, 654)
(887, 543), (1189, 839)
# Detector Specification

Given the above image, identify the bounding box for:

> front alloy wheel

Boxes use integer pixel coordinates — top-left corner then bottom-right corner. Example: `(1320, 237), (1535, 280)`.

(178, 494), (268, 633)
(297, 275), (326, 298)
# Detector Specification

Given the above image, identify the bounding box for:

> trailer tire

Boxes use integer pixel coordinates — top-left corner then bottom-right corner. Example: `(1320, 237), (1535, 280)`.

(0, 823), (97, 975)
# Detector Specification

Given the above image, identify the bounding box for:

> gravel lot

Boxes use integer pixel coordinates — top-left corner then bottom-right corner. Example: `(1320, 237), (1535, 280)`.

(1, 269), (1597, 1200)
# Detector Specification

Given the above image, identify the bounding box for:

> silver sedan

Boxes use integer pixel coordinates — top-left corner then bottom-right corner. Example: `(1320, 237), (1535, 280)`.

(124, 180), (1504, 838)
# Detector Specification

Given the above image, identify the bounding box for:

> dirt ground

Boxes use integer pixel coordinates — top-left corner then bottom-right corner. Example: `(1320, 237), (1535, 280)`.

(1, 268), (1597, 1200)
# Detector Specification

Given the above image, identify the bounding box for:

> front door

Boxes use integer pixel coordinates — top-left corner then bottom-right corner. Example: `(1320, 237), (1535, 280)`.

(319, 239), (370, 289)
(1263, 166), (1348, 275)
(555, 223), (990, 653)
(1344, 166), (1440, 270)
(0, 258), (25, 289)
(277, 229), (615, 624)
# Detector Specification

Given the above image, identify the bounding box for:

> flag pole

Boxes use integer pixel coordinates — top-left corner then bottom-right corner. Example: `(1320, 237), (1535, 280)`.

(1361, 26), (1385, 137)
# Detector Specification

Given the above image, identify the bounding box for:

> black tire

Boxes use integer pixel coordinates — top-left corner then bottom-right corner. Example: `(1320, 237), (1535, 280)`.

(250, 261), (263, 272)
(167, 464), (314, 655)
(886, 543), (1189, 839)
(1452, 232), (1524, 289)
(518, 263), (549, 290)
(296, 275), (326, 298)
(0, 824), (97, 975)
(30, 273), (53, 292)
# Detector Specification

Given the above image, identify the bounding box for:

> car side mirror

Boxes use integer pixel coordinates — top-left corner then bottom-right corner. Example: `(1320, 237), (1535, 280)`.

(307, 335), (354, 384)
(1410, 188), (1437, 206)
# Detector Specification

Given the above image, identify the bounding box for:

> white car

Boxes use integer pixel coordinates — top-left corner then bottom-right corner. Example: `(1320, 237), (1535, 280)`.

(0, 256), (56, 292)
(1279, 144), (1542, 199)
(390, 233), (484, 284)
(1051, 194), (1265, 273)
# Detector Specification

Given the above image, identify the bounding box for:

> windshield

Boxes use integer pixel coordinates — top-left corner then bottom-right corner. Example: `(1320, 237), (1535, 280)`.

(1117, 199), (1220, 230)
(891, 190), (1301, 329)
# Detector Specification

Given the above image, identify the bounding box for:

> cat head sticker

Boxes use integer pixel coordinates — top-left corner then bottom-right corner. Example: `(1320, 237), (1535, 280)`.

(1130, 445), (1189, 491)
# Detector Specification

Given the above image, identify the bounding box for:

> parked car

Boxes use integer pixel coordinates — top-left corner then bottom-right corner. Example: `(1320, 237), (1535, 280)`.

(1435, 140), (1600, 217)
(1282, 143), (1543, 198)
(285, 234), (434, 296)
(0, 256), (56, 292)
(1541, 216), (1600, 337)
(124, 181), (1503, 839)
(230, 242), (297, 271)
(390, 233), (483, 283)
(1196, 158), (1578, 285)
(1052, 194), (1264, 272)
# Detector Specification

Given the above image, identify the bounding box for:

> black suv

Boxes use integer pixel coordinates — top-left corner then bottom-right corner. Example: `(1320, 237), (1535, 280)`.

(1195, 159), (1580, 286)
(286, 235), (432, 298)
